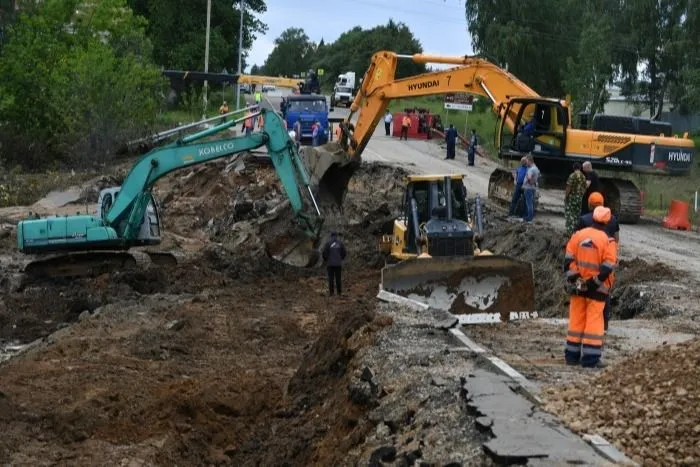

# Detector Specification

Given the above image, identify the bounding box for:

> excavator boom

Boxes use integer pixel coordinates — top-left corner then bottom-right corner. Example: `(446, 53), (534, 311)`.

(18, 109), (323, 279)
(304, 50), (693, 224)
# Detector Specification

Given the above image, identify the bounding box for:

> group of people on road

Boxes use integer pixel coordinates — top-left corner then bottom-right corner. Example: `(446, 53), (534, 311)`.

(507, 154), (540, 224)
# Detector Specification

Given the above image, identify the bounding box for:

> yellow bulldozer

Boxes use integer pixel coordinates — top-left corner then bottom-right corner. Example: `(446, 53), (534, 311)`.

(377, 174), (535, 322)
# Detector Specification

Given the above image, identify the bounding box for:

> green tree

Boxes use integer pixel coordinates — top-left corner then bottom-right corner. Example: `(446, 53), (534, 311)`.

(262, 27), (316, 76)
(311, 20), (425, 88)
(562, 0), (623, 119)
(127, 0), (267, 71)
(618, 0), (690, 118)
(0, 0), (162, 168)
(465, 0), (581, 97)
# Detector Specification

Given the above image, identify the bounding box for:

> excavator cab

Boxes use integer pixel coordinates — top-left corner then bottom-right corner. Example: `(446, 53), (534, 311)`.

(379, 175), (536, 321)
(488, 97), (570, 212)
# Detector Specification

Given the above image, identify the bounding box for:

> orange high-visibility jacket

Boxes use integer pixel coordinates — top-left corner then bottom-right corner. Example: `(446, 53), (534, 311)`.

(402, 116), (411, 127)
(564, 226), (617, 299)
(244, 113), (254, 129)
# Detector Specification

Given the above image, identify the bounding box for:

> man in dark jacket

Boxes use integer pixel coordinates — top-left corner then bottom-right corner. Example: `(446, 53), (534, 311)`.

(445, 124), (457, 160)
(322, 232), (347, 296)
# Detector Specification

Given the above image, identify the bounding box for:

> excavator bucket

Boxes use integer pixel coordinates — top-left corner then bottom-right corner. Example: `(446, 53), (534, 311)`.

(381, 255), (536, 322)
(487, 168), (516, 207)
(265, 232), (321, 268)
(299, 141), (359, 206)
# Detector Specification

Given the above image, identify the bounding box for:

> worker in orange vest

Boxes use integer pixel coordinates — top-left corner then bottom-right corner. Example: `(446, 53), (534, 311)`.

(242, 110), (254, 136)
(400, 114), (411, 140)
(257, 113), (264, 130)
(563, 206), (617, 368)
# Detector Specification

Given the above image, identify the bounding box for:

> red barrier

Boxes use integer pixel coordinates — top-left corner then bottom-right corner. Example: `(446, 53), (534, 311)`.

(392, 112), (435, 140)
(663, 200), (691, 230)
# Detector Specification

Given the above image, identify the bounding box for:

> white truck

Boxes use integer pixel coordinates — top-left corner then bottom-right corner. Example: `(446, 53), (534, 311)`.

(331, 71), (356, 108)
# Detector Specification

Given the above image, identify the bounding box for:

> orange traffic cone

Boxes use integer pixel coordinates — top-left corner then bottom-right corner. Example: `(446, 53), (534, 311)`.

(663, 200), (691, 230)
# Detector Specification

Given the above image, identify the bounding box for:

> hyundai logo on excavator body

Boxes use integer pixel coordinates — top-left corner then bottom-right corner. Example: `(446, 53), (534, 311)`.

(407, 80), (440, 92)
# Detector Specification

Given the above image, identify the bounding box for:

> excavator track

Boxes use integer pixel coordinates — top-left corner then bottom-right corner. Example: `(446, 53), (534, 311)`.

(600, 178), (642, 224)
(22, 249), (181, 282)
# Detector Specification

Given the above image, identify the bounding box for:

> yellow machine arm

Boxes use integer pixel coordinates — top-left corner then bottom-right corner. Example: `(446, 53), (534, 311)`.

(342, 51), (565, 160)
(238, 74), (301, 89)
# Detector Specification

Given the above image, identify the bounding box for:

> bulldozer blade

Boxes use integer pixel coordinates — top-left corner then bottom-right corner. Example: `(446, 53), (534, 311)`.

(299, 142), (359, 206)
(381, 255), (535, 321)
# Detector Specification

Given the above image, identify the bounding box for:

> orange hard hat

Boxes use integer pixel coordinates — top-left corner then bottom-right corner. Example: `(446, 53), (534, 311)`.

(588, 192), (604, 207)
(593, 206), (612, 224)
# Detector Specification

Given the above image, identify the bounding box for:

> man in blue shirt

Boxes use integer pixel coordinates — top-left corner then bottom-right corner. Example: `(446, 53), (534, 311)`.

(508, 156), (528, 216)
(445, 124), (457, 160)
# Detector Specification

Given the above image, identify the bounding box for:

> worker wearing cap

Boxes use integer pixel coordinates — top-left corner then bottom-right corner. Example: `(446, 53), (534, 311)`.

(575, 192), (620, 331)
(564, 206), (617, 368)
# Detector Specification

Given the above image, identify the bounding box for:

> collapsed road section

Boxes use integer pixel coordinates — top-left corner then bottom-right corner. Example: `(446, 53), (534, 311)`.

(0, 157), (698, 465)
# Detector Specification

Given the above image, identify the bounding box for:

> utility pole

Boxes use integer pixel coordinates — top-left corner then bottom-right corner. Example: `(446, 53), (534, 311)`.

(203, 0), (212, 118)
(236, 0), (244, 110)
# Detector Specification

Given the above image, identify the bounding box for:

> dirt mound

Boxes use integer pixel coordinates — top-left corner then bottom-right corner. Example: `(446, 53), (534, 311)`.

(479, 220), (686, 319)
(481, 222), (568, 316)
(542, 337), (700, 465)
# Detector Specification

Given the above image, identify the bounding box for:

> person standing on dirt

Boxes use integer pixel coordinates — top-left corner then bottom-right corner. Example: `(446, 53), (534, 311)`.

(581, 161), (603, 216)
(508, 157), (528, 217)
(564, 206), (617, 368)
(384, 110), (393, 136)
(322, 232), (347, 296)
(445, 124), (457, 160)
(575, 191), (620, 332)
(467, 129), (477, 166)
(522, 154), (540, 224)
(565, 162), (587, 236)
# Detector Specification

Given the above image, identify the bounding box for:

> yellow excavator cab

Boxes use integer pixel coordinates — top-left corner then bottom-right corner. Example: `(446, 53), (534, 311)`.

(378, 174), (535, 320)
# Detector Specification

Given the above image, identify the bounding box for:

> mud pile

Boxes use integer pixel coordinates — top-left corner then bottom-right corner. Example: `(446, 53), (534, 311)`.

(0, 158), (413, 464)
(480, 222), (568, 316)
(480, 220), (684, 319)
(542, 337), (700, 465)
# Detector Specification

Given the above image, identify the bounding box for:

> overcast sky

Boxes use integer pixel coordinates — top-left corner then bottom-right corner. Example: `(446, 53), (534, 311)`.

(245, 0), (472, 72)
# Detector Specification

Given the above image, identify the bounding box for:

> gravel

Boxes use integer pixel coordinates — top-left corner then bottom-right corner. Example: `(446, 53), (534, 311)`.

(541, 337), (700, 466)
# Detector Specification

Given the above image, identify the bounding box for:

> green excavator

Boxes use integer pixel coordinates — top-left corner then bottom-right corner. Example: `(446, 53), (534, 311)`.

(16, 108), (323, 279)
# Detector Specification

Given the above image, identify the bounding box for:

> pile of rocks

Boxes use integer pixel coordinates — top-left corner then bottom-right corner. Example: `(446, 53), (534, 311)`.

(542, 338), (700, 465)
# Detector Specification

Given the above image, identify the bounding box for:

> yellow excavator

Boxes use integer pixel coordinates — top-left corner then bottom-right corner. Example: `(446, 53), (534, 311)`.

(377, 173), (535, 318)
(305, 51), (694, 223)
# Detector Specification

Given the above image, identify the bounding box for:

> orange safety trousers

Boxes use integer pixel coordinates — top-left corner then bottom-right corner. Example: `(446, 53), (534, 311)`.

(565, 295), (605, 367)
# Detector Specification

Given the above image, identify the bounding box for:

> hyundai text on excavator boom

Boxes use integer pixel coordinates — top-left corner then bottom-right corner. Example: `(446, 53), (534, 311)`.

(305, 50), (694, 224)
(17, 109), (323, 279)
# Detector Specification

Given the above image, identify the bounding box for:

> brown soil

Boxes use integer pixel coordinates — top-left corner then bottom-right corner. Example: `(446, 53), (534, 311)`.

(480, 219), (688, 319)
(542, 338), (700, 466)
(0, 160), (410, 465)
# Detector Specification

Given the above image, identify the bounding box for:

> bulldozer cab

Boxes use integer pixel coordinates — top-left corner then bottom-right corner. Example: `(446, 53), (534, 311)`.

(496, 97), (569, 163)
(402, 175), (469, 255)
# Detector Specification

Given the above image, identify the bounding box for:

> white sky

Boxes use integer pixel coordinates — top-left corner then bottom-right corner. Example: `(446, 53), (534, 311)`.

(245, 0), (473, 72)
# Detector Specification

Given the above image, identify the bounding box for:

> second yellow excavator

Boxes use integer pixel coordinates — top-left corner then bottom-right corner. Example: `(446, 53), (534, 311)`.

(305, 50), (695, 224)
